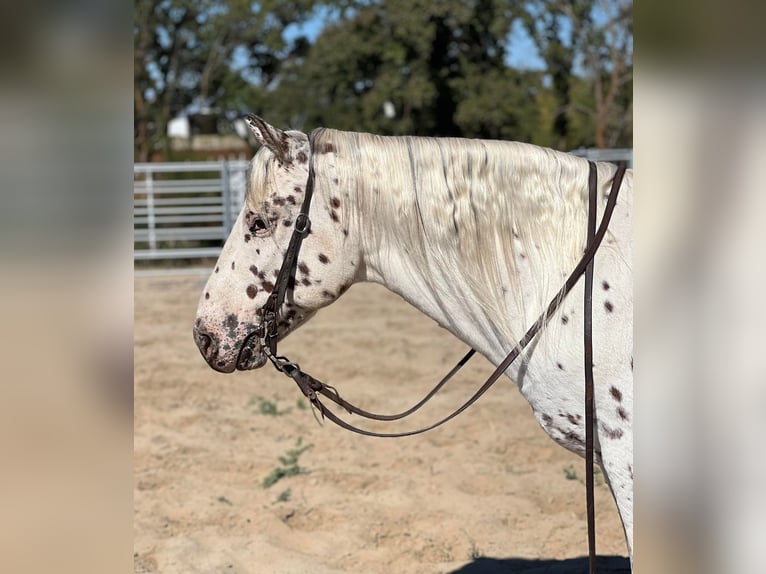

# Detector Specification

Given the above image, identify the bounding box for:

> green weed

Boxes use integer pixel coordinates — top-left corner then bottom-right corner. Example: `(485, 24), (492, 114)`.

(249, 396), (292, 416)
(274, 489), (292, 503)
(262, 438), (313, 489)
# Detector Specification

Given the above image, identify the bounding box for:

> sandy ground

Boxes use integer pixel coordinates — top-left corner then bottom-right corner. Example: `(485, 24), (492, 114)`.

(134, 273), (629, 574)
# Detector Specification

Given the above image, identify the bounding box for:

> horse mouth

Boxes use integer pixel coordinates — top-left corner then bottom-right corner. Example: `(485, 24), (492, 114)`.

(235, 331), (267, 371)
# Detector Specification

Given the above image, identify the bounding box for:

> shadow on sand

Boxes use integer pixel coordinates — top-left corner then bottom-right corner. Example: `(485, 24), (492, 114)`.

(449, 555), (630, 574)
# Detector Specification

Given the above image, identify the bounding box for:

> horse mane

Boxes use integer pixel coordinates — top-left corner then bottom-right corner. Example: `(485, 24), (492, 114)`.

(308, 127), (619, 346)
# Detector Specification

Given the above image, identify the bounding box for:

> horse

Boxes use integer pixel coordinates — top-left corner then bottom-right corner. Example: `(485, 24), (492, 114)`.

(193, 116), (633, 560)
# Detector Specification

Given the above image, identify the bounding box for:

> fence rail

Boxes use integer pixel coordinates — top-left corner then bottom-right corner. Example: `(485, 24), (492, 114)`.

(134, 149), (632, 264)
(134, 160), (249, 261)
(569, 147), (633, 167)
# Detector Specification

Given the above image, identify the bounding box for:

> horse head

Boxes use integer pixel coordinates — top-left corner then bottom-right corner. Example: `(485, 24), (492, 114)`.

(193, 116), (360, 373)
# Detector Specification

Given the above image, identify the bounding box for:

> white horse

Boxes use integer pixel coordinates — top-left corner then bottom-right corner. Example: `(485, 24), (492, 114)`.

(194, 117), (633, 559)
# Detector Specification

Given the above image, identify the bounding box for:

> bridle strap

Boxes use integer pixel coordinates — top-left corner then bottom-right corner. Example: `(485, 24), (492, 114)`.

(585, 161), (598, 574)
(261, 168), (316, 354)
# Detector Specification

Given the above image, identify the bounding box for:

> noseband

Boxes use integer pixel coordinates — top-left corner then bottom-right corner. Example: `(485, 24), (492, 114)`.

(249, 152), (626, 574)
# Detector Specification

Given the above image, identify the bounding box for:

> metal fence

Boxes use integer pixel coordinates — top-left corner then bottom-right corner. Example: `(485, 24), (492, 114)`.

(134, 160), (249, 261)
(569, 147), (633, 168)
(134, 149), (631, 263)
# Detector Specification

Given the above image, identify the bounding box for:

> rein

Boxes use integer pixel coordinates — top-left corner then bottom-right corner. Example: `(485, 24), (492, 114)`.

(254, 156), (626, 572)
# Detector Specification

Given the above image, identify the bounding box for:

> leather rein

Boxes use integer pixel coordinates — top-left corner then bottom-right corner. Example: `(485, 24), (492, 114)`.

(252, 156), (626, 573)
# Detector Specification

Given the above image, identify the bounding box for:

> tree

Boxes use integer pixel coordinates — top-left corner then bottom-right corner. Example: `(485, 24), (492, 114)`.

(522, 0), (632, 149)
(270, 0), (543, 140)
(134, 0), (317, 161)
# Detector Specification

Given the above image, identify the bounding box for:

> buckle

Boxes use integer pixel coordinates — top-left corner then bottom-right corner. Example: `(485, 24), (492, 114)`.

(294, 213), (311, 235)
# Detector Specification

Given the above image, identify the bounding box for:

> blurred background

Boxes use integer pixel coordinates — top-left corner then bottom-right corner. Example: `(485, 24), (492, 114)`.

(134, 0), (632, 163)
(132, 0), (632, 272)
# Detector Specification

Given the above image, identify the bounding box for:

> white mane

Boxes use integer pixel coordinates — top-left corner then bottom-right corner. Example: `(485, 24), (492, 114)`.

(309, 127), (621, 345)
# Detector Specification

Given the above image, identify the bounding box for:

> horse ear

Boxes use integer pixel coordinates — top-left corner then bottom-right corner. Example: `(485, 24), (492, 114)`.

(245, 115), (289, 164)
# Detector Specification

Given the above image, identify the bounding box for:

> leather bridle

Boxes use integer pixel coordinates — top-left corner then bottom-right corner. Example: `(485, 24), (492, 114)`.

(247, 151), (626, 574)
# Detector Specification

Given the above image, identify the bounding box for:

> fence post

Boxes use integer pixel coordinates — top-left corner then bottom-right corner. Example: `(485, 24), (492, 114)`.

(145, 169), (157, 253)
(221, 161), (232, 238)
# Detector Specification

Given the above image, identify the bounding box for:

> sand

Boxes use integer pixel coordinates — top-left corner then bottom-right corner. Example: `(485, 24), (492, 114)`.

(134, 273), (629, 574)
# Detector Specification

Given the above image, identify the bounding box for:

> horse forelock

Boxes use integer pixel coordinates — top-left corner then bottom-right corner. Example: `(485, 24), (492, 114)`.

(246, 146), (276, 208)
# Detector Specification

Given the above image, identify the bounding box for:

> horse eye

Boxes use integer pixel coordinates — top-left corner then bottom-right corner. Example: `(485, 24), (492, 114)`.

(248, 213), (269, 233)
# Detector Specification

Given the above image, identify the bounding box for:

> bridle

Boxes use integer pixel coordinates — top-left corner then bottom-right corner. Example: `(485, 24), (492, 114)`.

(245, 150), (626, 574)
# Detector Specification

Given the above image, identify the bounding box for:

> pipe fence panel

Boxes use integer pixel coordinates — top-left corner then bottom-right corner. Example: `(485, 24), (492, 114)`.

(134, 161), (249, 261)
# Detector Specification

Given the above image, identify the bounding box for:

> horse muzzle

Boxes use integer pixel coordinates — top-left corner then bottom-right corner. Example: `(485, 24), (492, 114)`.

(193, 318), (266, 373)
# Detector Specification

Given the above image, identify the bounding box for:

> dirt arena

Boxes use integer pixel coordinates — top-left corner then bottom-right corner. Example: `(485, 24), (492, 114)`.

(134, 273), (629, 574)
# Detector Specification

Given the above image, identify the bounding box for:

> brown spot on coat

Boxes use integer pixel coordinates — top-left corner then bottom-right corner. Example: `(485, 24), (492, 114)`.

(294, 186), (303, 194)
(205, 292), (210, 300)
(563, 430), (583, 444)
(246, 285), (257, 299)
(330, 211), (339, 223)
(561, 314), (569, 325)
(318, 253), (329, 264)
(301, 278), (311, 287)
(617, 406), (630, 421)
(215, 266), (219, 273)
(296, 151), (307, 163)
(602, 280), (610, 290)
(610, 386), (623, 402)
(244, 234), (251, 242)
(567, 413), (581, 425)
(249, 265), (258, 276)
(231, 261), (235, 270)
(323, 143), (334, 153)
(321, 289), (334, 299)
(542, 413), (553, 425)
(604, 301), (614, 312)
(331, 197), (341, 209)
(298, 262), (310, 275)
(262, 281), (274, 293)
(600, 422), (624, 440)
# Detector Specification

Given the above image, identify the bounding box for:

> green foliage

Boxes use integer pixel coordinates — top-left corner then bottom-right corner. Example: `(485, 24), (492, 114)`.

(134, 0), (320, 160)
(135, 0), (632, 158)
(262, 438), (313, 489)
(274, 488), (292, 503)
(249, 396), (292, 416)
(563, 463), (605, 485)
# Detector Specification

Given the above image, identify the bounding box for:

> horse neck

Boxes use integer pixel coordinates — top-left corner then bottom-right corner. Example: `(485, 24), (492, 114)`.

(345, 142), (604, 371)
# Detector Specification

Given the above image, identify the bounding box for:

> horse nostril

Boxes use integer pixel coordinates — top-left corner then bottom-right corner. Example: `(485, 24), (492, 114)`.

(194, 327), (218, 360)
(199, 333), (212, 354)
